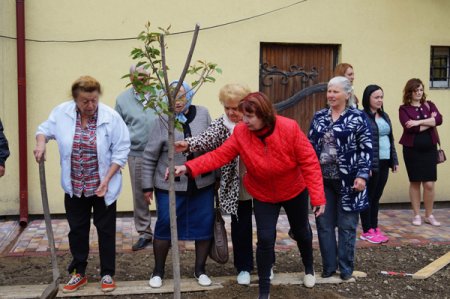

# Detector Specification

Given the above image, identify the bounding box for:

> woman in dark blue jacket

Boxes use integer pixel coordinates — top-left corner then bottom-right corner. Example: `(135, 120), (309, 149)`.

(0, 119), (10, 177)
(360, 85), (399, 244)
(309, 76), (372, 281)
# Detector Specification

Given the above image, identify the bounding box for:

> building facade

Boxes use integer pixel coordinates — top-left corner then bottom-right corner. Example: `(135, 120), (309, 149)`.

(1, 0), (449, 215)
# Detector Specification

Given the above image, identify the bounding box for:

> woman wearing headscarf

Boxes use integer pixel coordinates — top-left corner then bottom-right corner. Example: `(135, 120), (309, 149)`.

(142, 81), (216, 288)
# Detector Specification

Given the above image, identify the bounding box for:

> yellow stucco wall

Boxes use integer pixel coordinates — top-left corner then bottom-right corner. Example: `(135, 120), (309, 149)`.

(1, 0), (449, 215)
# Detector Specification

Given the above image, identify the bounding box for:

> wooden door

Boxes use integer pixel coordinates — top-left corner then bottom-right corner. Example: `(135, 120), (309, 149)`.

(259, 43), (338, 133)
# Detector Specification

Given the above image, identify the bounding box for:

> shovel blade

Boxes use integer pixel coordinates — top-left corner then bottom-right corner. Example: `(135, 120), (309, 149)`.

(40, 279), (59, 299)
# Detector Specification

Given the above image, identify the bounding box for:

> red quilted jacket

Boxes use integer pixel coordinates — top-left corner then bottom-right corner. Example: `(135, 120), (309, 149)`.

(186, 116), (326, 206)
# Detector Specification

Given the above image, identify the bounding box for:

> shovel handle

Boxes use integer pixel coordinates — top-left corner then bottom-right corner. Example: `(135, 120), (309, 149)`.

(39, 160), (60, 282)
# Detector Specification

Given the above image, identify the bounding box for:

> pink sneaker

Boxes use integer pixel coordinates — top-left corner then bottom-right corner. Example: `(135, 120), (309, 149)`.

(374, 228), (389, 243)
(360, 229), (384, 244)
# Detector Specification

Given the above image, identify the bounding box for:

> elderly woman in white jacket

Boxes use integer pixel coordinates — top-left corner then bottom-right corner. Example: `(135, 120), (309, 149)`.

(33, 76), (130, 294)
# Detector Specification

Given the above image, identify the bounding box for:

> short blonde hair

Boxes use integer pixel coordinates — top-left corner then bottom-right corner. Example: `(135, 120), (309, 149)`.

(218, 83), (251, 105)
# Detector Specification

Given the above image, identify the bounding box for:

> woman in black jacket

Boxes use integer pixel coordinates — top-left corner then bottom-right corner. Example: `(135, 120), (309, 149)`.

(360, 85), (399, 244)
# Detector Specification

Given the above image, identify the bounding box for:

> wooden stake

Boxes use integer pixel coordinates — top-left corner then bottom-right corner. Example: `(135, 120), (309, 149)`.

(412, 251), (450, 279)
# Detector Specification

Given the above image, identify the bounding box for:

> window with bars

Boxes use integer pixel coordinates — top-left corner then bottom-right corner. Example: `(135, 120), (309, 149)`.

(430, 46), (450, 88)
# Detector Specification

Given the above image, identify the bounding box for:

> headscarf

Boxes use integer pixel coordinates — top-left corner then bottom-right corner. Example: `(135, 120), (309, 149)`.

(170, 80), (194, 123)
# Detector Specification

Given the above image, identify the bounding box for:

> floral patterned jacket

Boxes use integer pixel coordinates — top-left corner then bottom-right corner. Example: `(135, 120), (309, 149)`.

(308, 107), (373, 212)
(185, 115), (242, 215)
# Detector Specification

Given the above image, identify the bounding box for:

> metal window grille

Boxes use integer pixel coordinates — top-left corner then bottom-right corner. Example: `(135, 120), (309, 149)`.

(430, 46), (450, 88)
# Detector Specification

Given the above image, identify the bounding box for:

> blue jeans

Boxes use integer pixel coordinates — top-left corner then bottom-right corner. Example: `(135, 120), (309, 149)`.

(316, 179), (359, 277)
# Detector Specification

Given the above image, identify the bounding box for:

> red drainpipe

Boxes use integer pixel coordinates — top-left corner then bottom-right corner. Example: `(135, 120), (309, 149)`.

(16, 0), (28, 227)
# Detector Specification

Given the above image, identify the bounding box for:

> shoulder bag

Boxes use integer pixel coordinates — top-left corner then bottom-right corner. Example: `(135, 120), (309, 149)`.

(209, 190), (229, 264)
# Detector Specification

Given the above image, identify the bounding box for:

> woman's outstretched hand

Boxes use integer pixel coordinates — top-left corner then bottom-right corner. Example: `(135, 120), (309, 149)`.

(174, 141), (189, 153)
(165, 165), (188, 180)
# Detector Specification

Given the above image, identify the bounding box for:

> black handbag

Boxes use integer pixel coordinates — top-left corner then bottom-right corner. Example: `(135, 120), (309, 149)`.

(425, 101), (446, 164)
(437, 146), (446, 164)
(209, 192), (229, 264)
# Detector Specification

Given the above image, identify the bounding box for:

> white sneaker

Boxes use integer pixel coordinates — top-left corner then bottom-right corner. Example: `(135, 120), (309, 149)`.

(303, 274), (316, 288)
(269, 267), (274, 280)
(149, 275), (162, 288)
(237, 271), (251, 285)
(424, 215), (441, 226)
(195, 273), (212, 286)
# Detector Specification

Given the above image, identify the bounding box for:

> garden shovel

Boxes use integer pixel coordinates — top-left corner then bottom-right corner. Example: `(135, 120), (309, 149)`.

(39, 160), (60, 299)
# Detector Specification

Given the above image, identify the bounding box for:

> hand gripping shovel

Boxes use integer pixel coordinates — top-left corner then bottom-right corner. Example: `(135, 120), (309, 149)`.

(39, 160), (60, 299)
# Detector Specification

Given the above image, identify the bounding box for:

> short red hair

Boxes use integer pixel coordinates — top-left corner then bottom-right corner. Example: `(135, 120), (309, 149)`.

(239, 92), (276, 129)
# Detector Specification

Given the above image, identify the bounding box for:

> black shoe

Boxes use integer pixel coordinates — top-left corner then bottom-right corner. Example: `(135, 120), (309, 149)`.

(132, 237), (152, 251)
(340, 273), (352, 281)
(321, 271), (336, 278)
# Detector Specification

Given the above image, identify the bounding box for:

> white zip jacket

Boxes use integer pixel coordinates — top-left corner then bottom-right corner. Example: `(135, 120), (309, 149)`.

(36, 100), (130, 206)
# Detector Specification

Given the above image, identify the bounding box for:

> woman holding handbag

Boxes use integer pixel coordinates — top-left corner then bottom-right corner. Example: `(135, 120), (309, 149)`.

(399, 78), (443, 226)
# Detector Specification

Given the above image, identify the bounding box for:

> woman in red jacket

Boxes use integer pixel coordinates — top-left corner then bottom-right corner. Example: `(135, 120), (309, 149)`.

(172, 92), (326, 299)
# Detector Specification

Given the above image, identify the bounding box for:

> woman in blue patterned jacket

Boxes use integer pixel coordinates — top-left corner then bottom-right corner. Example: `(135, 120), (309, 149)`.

(308, 76), (372, 281)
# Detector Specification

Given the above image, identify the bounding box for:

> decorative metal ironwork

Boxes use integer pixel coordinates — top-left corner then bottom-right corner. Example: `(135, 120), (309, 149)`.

(259, 63), (319, 88)
(274, 83), (327, 112)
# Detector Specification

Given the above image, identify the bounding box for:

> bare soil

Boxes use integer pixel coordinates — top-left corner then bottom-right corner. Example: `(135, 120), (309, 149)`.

(0, 243), (448, 298)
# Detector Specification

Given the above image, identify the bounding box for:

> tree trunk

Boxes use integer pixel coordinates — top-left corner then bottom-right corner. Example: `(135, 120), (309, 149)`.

(167, 113), (181, 298)
(160, 25), (200, 298)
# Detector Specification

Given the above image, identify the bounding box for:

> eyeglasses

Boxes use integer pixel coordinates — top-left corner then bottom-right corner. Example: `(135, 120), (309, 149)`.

(175, 96), (187, 102)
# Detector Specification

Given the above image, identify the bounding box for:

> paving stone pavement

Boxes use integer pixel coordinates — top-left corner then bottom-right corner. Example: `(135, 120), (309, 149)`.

(0, 209), (449, 257)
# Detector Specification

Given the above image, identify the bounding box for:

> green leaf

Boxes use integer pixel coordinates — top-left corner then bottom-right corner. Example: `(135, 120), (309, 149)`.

(191, 80), (200, 88)
(205, 76), (216, 82)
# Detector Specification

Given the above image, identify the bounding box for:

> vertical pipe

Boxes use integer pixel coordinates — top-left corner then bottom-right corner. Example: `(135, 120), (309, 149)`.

(16, 0), (28, 227)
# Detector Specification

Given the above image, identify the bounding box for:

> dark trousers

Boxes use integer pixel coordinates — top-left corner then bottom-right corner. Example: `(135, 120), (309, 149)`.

(360, 160), (390, 232)
(253, 189), (313, 295)
(230, 200), (254, 273)
(65, 193), (116, 277)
